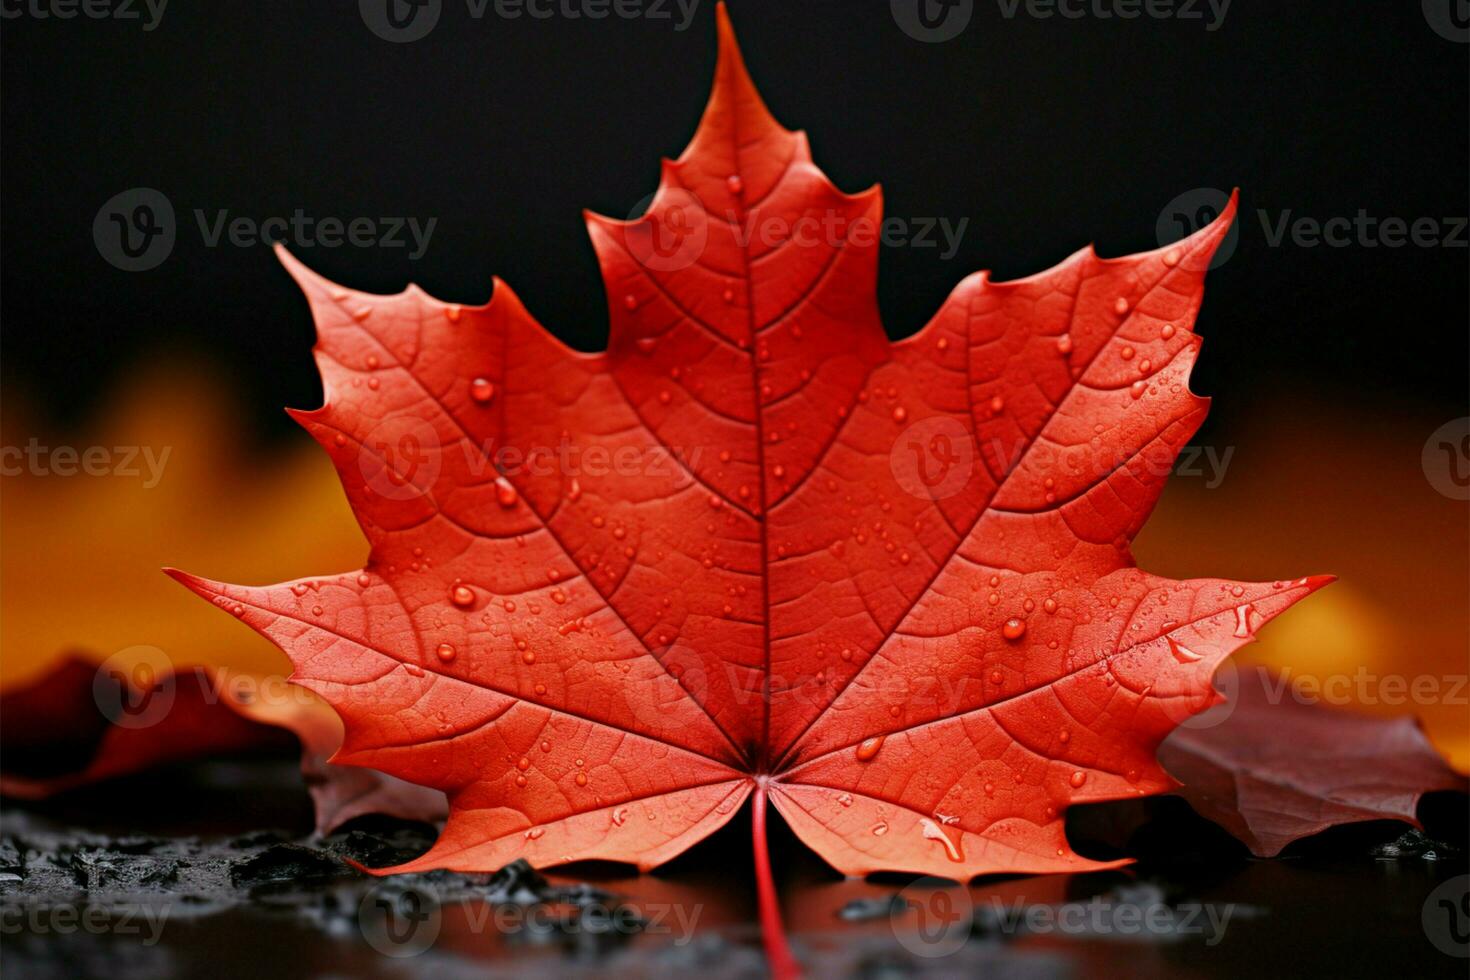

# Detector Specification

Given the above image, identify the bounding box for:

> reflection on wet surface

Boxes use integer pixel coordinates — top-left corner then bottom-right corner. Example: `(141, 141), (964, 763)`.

(1, 761), (1465, 978)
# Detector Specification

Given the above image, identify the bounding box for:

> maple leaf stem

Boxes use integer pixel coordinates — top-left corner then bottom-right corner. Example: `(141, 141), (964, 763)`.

(753, 782), (800, 979)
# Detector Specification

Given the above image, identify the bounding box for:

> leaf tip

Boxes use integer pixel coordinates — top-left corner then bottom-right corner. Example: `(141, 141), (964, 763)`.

(162, 566), (222, 603)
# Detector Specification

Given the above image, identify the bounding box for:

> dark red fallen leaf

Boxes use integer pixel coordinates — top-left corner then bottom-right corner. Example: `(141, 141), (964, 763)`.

(168, 6), (1328, 971)
(0, 656), (293, 799)
(1158, 671), (1466, 856)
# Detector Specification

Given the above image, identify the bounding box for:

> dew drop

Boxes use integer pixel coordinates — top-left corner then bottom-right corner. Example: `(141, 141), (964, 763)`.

(451, 585), (474, 607)
(919, 817), (963, 862)
(567, 478), (582, 502)
(1069, 770), (1087, 788)
(1168, 635), (1203, 663)
(575, 772), (588, 787)
(612, 807), (629, 827)
(1043, 597), (1058, 614)
(524, 827), (544, 840)
(1163, 248), (1181, 267)
(444, 304), (462, 323)
(470, 378), (495, 404)
(1130, 380), (1147, 400)
(1233, 602), (1260, 639)
(404, 663), (424, 677)
(1057, 333), (1074, 355)
(623, 293), (638, 312)
(1161, 324), (1176, 339)
(836, 792), (853, 807)
(871, 821), (889, 837)
(436, 643), (456, 662)
(1002, 618), (1027, 641)
(891, 406), (907, 423)
(495, 477), (519, 508)
(1113, 297), (1129, 316)
(726, 174), (743, 194)
(855, 735), (885, 762)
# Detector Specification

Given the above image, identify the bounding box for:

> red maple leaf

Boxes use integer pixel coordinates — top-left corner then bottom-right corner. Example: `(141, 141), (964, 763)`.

(169, 6), (1328, 970)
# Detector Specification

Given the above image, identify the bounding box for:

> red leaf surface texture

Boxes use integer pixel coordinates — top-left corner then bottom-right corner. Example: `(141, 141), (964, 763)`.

(170, 7), (1328, 896)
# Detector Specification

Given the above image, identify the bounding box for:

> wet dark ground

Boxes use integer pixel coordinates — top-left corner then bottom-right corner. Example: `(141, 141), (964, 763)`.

(1, 759), (1465, 979)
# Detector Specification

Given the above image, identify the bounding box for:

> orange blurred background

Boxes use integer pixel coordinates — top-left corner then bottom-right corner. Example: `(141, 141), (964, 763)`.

(2, 364), (1466, 770)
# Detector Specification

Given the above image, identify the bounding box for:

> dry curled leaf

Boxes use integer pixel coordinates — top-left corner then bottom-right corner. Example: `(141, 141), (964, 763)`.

(1159, 671), (1466, 856)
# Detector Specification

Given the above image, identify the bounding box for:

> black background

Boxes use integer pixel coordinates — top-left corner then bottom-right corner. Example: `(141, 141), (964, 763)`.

(2, 1), (1466, 442)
